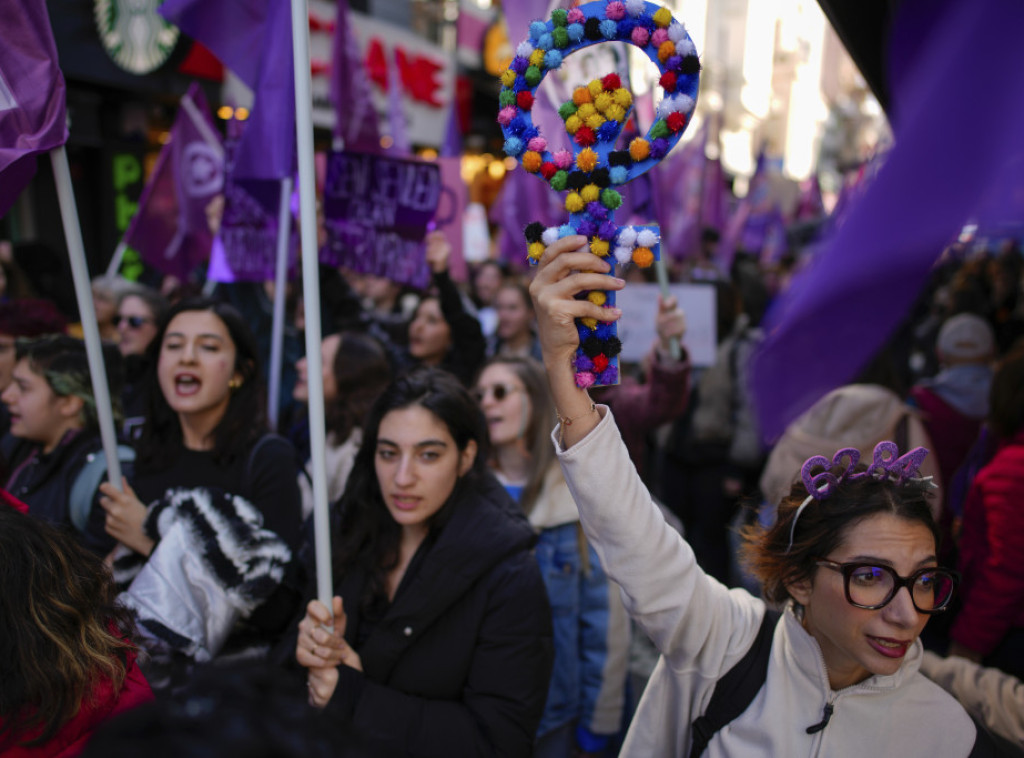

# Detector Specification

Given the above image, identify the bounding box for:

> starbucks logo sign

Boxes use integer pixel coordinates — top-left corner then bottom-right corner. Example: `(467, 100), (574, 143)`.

(95, 0), (179, 75)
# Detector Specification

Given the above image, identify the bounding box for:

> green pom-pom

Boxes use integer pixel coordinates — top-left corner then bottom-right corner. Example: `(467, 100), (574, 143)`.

(525, 66), (542, 86)
(550, 171), (568, 191)
(558, 101), (578, 121)
(551, 27), (569, 48)
(499, 90), (516, 107)
(551, 8), (568, 26)
(601, 189), (622, 209)
(650, 120), (671, 139)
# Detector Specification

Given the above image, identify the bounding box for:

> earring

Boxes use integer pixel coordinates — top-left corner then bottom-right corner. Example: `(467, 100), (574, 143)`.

(229, 377), (242, 390)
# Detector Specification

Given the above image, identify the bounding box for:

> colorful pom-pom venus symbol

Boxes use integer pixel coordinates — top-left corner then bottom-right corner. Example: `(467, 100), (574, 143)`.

(498, 0), (700, 387)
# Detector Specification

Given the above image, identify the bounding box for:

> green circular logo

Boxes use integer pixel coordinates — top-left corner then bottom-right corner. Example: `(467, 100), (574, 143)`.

(94, 0), (180, 75)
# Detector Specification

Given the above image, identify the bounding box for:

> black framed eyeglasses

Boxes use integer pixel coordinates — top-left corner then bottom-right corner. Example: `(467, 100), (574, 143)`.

(114, 315), (154, 329)
(814, 558), (959, 614)
(471, 383), (521, 403)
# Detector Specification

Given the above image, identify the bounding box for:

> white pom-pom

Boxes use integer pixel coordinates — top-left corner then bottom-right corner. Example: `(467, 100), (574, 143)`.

(625, 0), (645, 17)
(614, 246), (633, 265)
(656, 97), (673, 120)
(541, 227), (560, 246)
(516, 41), (534, 58)
(617, 227), (638, 247)
(636, 229), (658, 248)
(659, 93), (695, 118)
(667, 21), (687, 43)
(676, 38), (696, 57)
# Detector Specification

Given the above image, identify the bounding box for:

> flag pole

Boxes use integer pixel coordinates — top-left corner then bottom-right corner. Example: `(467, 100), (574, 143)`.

(106, 240), (128, 278)
(50, 147), (123, 489)
(291, 0), (333, 608)
(267, 175), (293, 430)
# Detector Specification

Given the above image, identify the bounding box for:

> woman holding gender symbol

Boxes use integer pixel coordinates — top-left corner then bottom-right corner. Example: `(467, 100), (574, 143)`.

(528, 234), (998, 756)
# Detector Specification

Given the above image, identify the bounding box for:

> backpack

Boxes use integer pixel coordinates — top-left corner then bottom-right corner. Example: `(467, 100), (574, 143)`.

(69, 445), (137, 533)
(688, 609), (1017, 758)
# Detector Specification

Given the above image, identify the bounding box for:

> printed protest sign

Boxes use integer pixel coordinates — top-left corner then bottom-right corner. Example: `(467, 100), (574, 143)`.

(208, 175), (293, 282)
(321, 150), (441, 290)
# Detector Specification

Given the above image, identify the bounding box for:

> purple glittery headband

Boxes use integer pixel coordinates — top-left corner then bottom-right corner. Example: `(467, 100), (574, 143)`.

(785, 441), (934, 553)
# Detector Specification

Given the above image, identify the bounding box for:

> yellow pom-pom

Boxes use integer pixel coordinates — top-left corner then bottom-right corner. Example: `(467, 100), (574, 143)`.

(613, 88), (633, 108)
(653, 7), (672, 27)
(629, 138), (651, 161)
(594, 92), (613, 113)
(576, 148), (598, 172)
(590, 238), (610, 257)
(588, 79), (604, 98)
(587, 291), (608, 306)
(581, 317), (598, 329)
(585, 114), (606, 130)
(581, 184), (600, 203)
(528, 242), (546, 260)
(576, 103), (596, 120)
(565, 115), (583, 134)
(573, 86), (592, 105)
(565, 193), (585, 213)
(633, 247), (655, 267)
(529, 49), (546, 67)
(606, 104), (626, 123)
(501, 70), (516, 88)
(658, 41), (676, 62)
(522, 151), (543, 172)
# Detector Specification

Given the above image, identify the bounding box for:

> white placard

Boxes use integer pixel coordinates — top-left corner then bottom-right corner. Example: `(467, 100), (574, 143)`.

(613, 282), (717, 367)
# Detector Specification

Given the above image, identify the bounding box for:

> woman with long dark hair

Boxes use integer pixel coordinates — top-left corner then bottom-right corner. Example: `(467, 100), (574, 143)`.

(99, 298), (302, 691)
(295, 367), (553, 756)
(0, 501), (153, 755)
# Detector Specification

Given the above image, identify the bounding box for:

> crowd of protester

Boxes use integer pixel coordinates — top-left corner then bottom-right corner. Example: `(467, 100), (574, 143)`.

(0, 226), (1022, 757)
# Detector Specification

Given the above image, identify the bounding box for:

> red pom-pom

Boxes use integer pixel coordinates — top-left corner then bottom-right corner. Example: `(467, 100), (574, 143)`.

(540, 162), (558, 179)
(667, 112), (687, 132)
(601, 73), (621, 91)
(659, 71), (677, 92)
(517, 91), (534, 110)
(574, 126), (596, 147)
(592, 353), (610, 373)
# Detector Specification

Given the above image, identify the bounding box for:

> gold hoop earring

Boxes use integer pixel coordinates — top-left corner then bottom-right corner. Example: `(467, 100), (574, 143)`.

(229, 377), (242, 391)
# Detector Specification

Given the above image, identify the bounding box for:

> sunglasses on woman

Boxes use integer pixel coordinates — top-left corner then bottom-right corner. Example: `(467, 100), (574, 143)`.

(814, 558), (959, 614)
(114, 315), (154, 329)
(471, 383), (521, 403)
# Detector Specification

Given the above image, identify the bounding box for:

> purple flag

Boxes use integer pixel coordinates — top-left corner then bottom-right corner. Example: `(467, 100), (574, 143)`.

(751, 0), (1024, 442)
(794, 175), (824, 222)
(440, 101), (461, 158)
(331, 0), (381, 153)
(123, 84), (224, 280)
(0, 0), (67, 218)
(651, 123), (706, 262)
(160, 0), (295, 180)
(321, 150), (440, 289)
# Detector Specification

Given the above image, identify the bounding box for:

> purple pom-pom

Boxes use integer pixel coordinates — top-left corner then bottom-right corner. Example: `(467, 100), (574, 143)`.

(574, 354), (595, 372)
(577, 219), (598, 237)
(586, 202), (608, 220)
(650, 137), (669, 159)
(598, 220), (618, 240)
(511, 57), (529, 74)
(667, 54), (683, 70)
(597, 365), (618, 385)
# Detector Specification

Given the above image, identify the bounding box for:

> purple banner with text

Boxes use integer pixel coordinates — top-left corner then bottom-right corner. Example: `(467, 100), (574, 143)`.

(321, 150), (441, 290)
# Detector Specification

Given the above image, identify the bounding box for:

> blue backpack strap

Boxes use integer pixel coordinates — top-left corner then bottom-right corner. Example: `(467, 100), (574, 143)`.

(69, 445), (137, 533)
(689, 608), (782, 758)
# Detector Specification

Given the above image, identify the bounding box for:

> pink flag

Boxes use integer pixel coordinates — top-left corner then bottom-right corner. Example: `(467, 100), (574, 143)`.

(122, 84), (224, 280)
(331, 0), (381, 153)
(0, 0), (67, 218)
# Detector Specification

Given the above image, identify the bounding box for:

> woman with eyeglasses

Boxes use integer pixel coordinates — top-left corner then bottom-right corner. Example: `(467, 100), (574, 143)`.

(473, 356), (630, 758)
(525, 236), (990, 757)
(115, 284), (168, 440)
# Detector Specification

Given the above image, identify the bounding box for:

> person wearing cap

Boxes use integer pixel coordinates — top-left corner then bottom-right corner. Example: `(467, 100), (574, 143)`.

(910, 313), (996, 559)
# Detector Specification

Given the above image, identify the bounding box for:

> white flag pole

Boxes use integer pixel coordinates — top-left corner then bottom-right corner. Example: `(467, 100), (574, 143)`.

(291, 0), (333, 608)
(105, 240), (128, 278)
(267, 175), (293, 430)
(50, 147), (123, 488)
